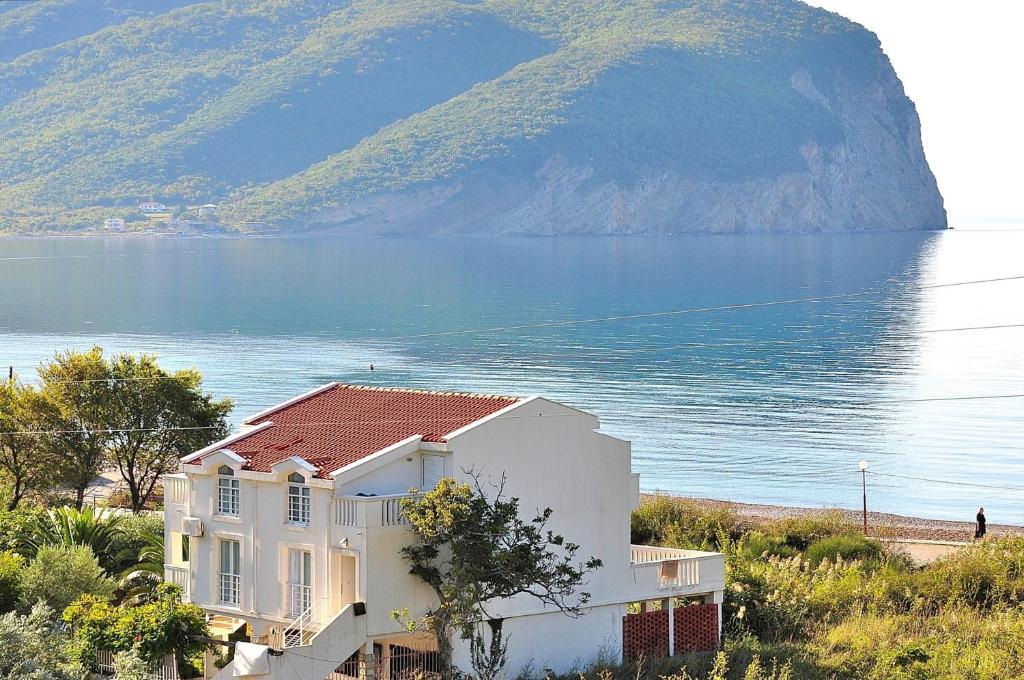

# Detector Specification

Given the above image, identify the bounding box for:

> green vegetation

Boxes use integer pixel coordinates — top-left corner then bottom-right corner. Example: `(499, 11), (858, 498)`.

(0, 0), (875, 232)
(603, 496), (1024, 679)
(397, 474), (602, 680)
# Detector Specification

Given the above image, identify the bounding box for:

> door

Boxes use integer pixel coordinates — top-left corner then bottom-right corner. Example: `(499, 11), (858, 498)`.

(329, 551), (357, 616)
(286, 548), (312, 617)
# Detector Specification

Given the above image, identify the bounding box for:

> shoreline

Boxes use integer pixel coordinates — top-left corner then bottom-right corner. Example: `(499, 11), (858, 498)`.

(653, 494), (1024, 543)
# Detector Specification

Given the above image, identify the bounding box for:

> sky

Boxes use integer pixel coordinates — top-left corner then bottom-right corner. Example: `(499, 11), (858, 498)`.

(806, 1), (1023, 223)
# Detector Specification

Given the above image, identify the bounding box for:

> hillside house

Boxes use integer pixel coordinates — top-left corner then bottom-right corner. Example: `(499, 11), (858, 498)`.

(139, 201), (168, 213)
(103, 218), (125, 232)
(163, 384), (724, 680)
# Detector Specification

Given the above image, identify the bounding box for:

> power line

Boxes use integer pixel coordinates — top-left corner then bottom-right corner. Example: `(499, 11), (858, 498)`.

(11, 320), (1024, 387)
(3, 391), (1024, 437)
(867, 470), (1024, 493)
(370, 274), (1024, 341)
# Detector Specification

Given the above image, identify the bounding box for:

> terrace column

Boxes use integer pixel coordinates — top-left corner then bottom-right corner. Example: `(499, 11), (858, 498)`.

(662, 597), (675, 656)
(704, 590), (724, 644)
(362, 640), (376, 680)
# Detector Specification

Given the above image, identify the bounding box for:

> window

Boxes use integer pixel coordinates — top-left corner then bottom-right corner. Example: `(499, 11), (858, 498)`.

(287, 473), (311, 525)
(421, 455), (444, 491)
(218, 538), (241, 606)
(217, 465), (239, 517)
(181, 534), (190, 563)
(286, 548), (312, 617)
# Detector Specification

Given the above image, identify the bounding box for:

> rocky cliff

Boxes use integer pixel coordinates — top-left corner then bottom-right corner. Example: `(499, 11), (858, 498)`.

(0, 0), (945, 234)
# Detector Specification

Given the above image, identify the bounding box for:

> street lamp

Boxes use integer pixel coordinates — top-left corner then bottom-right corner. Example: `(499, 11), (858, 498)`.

(859, 460), (870, 534)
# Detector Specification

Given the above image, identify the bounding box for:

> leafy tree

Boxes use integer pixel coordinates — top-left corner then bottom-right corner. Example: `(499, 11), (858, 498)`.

(36, 348), (113, 509)
(20, 544), (114, 613)
(396, 474), (602, 680)
(0, 603), (84, 680)
(0, 381), (56, 510)
(64, 584), (209, 672)
(25, 506), (127, 573)
(36, 348), (231, 512)
(104, 353), (231, 512)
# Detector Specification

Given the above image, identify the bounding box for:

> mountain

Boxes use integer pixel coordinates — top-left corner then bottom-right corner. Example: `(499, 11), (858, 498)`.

(0, 0), (946, 234)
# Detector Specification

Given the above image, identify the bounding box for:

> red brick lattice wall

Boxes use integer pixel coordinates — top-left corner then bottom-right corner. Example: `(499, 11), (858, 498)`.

(623, 604), (718, 661)
(674, 603), (718, 653)
(622, 609), (668, 661)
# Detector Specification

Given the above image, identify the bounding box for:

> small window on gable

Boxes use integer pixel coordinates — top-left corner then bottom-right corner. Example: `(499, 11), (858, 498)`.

(288, 472), (305, 484)
(218, 465), (234, 476)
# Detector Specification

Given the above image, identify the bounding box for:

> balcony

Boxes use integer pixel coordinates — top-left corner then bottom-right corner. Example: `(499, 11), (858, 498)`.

(333, 493), (418, 529)
(629, 544), (725, 594)
(164, 473), (189, 506)
(164, 565), (191, 601)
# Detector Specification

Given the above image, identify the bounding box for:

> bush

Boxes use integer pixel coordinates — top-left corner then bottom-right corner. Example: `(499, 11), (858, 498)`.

(739, 531), (797, 562)
(20, 544), (114, 612)
(764, 511), (857, 551)
(108, 512), (164, 574)
(803, 534), (881, 567)
(0, 551), (23, 613)
(0, 603), (84, 679)
(0, 503), (46, 552)
(632, 496), (746, 550)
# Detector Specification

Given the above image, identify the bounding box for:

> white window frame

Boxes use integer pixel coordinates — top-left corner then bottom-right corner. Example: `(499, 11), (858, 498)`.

(217, 466), (240, 517)
(218, 538), (241, 607)
(287, 473), (311, 526)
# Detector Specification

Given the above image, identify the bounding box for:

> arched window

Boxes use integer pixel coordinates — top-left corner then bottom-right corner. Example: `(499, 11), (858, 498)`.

(217, 465), (240, 517)
(287, 473), (311, 525)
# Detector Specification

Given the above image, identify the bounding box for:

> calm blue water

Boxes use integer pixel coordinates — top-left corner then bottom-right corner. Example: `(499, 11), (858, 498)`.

(1, 229), (1022, 523)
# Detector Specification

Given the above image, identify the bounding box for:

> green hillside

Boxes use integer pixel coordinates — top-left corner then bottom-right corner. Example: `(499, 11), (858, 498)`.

(0, 0), (946, 234)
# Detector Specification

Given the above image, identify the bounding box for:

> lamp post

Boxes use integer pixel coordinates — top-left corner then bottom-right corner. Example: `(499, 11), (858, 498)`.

(859, 460), (870, 534)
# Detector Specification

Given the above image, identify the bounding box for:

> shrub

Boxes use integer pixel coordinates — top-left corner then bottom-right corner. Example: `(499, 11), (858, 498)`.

(739, 531), (797, 561)
(632, 496), (746, 550)
(804, 534), (881, 567)
(109, 512), (164, 574)
(0, 503), (46, 552)
(764, 511), (857, 551)
(0, 602), (84, 679)
(0, 551), (23, 613)
(19, 544), (114, 612)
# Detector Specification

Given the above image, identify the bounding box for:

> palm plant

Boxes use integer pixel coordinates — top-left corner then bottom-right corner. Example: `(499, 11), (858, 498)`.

(119, 529), (165, 604)
(24, 505), (127, 572)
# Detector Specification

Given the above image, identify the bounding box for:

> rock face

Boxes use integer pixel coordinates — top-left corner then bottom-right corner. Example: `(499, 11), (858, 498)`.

(0, 0), (945, 234)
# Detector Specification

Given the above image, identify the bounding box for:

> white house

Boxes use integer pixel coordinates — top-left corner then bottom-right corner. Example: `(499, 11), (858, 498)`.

(139, 201), (169, 213)
(103, 218), (125, 232)
(163, 384), (724, 680)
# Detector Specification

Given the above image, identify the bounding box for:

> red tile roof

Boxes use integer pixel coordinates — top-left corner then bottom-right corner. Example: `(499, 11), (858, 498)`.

(186, 384), (521, 477)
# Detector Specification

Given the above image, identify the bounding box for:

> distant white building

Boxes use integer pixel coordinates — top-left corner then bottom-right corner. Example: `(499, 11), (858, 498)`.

(103, 218), (125, 232)
(139, 201), (168, 213)
(163, 384), (725, 680)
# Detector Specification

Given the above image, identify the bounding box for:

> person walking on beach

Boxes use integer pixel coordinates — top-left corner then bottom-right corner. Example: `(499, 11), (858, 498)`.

(975, 506), (987, 540)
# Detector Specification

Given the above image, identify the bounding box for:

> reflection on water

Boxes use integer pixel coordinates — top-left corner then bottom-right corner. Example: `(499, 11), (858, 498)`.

(1, 231), (1022, 522)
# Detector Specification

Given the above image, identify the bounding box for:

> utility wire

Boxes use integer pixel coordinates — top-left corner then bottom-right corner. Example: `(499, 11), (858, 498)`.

(3, 391), (1024, 437)
(11, 321), (1024, 387)
(867, 470), (1024, 493)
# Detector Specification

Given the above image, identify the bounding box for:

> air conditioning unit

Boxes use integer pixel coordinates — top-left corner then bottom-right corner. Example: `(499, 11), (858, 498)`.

(182, 517), (205, 537)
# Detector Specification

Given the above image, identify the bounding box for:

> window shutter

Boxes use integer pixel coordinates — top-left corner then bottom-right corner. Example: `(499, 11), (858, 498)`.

(421, 456), (444, 491)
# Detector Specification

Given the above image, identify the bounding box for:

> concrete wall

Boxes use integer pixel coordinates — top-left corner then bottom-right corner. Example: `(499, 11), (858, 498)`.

(452, 604), (627, 677)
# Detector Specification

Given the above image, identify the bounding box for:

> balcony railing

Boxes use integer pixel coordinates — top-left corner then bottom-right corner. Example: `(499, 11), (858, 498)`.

(219, 573), (240, 606)
(164, 473), (189, 506)
(630, 544), (724, 591)
(286, 583), (312, 619)
(164, 565), (190, 600)
(333, 493), (418, 529)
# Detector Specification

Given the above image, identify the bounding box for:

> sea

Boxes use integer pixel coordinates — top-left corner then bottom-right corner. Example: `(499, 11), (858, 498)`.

(1, 226), (1022, 523)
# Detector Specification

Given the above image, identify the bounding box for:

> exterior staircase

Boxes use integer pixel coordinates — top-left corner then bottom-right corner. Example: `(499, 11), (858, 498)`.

(213, 603), (367, 680)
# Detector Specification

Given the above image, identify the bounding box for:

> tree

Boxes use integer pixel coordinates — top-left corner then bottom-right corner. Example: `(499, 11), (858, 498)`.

(25, 506), (127, 573)
(104, 353), (231, 512)
(396, 474), (602, 680)
(19, 544), (115, 613)
(36, 348), (113, 510)
(37, 347), (231, 512)
(0, 381), (56, 510)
